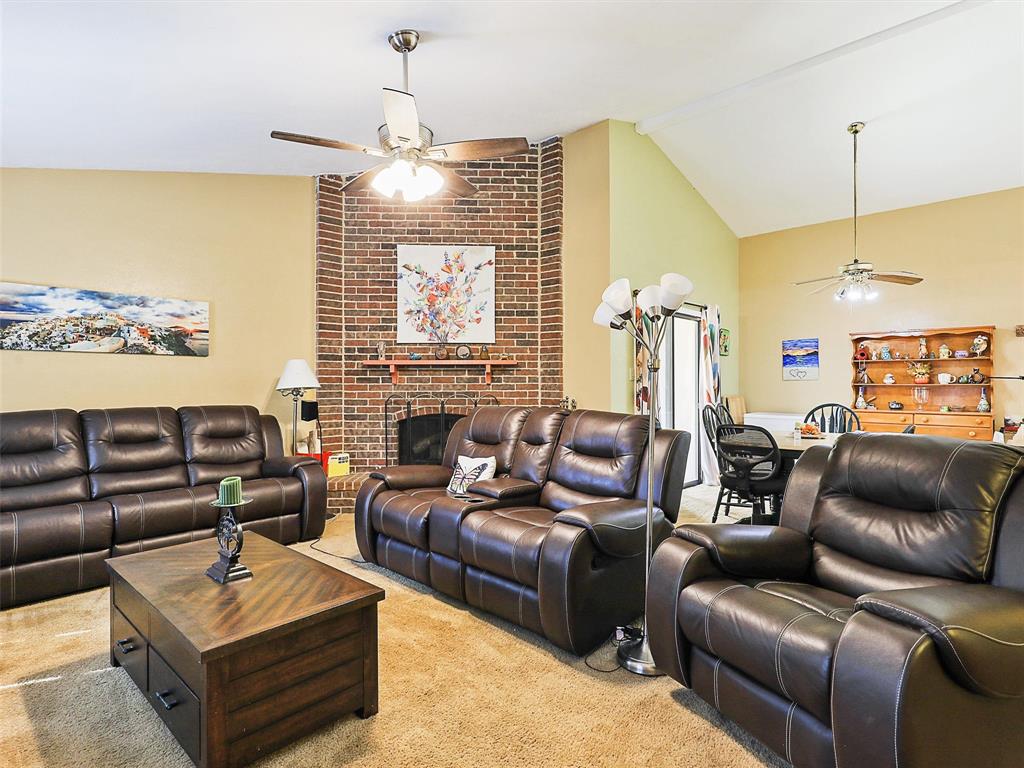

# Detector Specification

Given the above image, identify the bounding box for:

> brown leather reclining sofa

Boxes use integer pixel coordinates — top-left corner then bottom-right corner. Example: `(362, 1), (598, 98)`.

(1, 405), (327, 609)
(648, 433), (1024, 768)
(355, 405), (690, 654)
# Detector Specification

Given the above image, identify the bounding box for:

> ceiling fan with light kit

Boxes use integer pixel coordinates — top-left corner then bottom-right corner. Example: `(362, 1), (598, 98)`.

(271, 29), (529, 202)
(794, 122), (924, 302)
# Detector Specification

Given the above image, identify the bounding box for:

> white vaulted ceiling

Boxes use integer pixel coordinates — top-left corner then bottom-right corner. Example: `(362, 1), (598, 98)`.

(2, 1), (1020, 235)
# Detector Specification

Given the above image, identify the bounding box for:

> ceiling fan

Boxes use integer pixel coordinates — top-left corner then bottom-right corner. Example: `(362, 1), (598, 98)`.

(794, 122), (924, 301)
(271, 29), (529, 202)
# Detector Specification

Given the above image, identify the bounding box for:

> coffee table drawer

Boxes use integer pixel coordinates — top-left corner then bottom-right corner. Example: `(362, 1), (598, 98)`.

(149, 648), (201, 764)
(111, 607), (148, 691)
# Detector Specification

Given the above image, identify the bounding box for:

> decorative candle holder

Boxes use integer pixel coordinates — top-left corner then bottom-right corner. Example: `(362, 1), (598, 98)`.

(206, 476), (254, 584)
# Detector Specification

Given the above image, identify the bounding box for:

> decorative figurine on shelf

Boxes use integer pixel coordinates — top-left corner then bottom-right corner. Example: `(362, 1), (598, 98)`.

(455, 344), (472, 360)
(880, 344), (893, 360)
(894, 350), (903, 360)
(479, 344), (490, 360)
(938, 344), (952, 359)
(376, 341), (387, 360)
(970, 368), (988, 384)
(971, 334), (989, 357)
(434, 345), (449, 360)
(940, 405), (951, 413)
(559, 395), (578, 411)
(888, 401), (904, 410)
(957, 374), (972, 384)
(855, 365), (873, 385)
(954, 349), (969, 359)
(855, 343), (870, 361)
(206, 476), (253, 584)
(409, 352), (423, 360)
(907, 361), (932, 384)
(871, 349), (879, 361)
(918, 337), (928, 359)
(978, 387), (991, 413)
(855, 387), (868, 410)
(883, 373), (897, 384)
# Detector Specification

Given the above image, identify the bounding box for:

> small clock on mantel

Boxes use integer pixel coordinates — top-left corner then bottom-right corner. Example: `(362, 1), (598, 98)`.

(455, 344), (472, 360)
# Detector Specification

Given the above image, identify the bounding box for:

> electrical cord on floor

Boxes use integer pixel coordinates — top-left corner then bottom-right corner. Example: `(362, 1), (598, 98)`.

(584, 625), (643, 673)
(307, 537), (367, 565)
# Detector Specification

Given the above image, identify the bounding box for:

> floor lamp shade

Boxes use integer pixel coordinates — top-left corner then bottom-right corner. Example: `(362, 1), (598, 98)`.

(276, 359), (320, 392)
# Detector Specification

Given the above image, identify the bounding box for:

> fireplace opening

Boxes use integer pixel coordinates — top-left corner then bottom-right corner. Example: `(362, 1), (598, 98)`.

(384, 393), (500, 467)
(397, 412), (463, 465)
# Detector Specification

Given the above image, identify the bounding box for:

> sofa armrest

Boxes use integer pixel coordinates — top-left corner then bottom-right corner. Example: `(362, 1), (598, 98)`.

(466, 477), (540, 501)
(554, 500), (663, 558)
(856, 584), (1024, 698)
(261, 456), (321, 478)
(673, 524), (812, 580)
(369, 464), (453, 491)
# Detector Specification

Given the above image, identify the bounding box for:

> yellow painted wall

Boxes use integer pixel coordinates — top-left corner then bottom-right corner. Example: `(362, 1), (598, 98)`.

(562, 122), (612, 410)
(739, 187), (1024, 427)
(0, 168), (315, 445)
(607, 120), (740, 412)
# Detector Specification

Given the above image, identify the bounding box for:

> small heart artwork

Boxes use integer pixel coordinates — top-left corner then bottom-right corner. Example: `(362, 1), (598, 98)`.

(791, 370), (808, 379)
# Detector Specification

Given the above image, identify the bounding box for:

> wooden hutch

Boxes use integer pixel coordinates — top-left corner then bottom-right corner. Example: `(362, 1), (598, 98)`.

(850, 326), (995, 441)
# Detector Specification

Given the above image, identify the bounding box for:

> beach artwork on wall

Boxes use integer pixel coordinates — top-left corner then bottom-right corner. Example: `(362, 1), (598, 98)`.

(0, 281), (209, 356)
(397, 245), (495, 344)
(782, 337), (819, 380)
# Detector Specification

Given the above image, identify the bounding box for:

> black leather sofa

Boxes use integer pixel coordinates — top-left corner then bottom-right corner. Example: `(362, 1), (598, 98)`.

(1, 405), (327, 609)
(647, 433), (1024, 767)
(355, 405), (690, 654)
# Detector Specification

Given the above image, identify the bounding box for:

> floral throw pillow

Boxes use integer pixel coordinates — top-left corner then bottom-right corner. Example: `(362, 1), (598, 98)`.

(447, 455), (497, 495)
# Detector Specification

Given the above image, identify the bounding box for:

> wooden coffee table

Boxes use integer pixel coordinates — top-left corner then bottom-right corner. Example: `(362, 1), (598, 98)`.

(106, 533), (384, 768)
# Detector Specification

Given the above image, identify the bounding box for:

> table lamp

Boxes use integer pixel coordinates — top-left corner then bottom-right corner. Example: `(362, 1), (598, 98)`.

(276, 359), (320, 454)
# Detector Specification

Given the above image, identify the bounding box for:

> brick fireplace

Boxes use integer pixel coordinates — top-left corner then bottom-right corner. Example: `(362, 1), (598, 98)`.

(315, 138), (564, 488)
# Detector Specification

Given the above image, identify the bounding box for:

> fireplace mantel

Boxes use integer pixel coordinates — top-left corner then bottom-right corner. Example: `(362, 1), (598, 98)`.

(363, 359), (519, 385)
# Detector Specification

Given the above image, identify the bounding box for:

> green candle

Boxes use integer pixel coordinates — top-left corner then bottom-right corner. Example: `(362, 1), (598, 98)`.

(217, 476), (243, 506)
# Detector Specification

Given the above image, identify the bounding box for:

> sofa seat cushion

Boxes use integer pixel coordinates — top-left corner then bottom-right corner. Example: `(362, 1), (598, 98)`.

(459, 506), (556, 588)
(678, 578), (847, 723)
(223, 477), (304, 523)
(109, 487), (219, 544)
(369, 488), (448, 550)
(749, 581), (856, 623)
(0, 501), (113, 565)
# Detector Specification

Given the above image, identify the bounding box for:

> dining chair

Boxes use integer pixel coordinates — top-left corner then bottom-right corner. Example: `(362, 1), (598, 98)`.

(804, 403), (861, 433)
(702, 404), (751, 523)
(715, 424), (787, 525)
(716, 402), (735, 426)
(902, 424), (916, 434)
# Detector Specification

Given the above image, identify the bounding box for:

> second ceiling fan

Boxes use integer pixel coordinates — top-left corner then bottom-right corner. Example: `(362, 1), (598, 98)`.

(272, 29), (528, 202)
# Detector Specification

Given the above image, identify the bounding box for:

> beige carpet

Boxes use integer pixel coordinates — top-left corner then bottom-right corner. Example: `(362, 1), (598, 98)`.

(1, 486), (781, 768)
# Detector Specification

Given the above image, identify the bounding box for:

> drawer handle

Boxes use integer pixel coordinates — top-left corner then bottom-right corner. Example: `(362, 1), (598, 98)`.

(969, 431), (977, 438)
(115, 638), (135, 654)
(155, 690), (179, 710)
(921, 418), (929, 423)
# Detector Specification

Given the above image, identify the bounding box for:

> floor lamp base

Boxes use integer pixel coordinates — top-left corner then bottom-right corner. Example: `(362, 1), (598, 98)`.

(617, 633), (664, 677)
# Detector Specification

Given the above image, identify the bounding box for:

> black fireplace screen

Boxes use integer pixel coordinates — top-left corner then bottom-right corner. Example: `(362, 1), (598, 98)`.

(385, 392), (500, 467)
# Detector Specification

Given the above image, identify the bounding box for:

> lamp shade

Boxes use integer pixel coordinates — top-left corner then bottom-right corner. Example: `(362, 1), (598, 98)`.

(276, 359), (320, 391)
(593, 302), (625, 329)
(659, 273), (694, 312)
(601, 278), (633, 315)
(636, 284), (663, 316)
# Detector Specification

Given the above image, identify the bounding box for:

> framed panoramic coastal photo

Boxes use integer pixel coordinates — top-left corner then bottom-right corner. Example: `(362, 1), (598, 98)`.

(782, 337), (819, 380)
(396, 245), (495, 344)
(0, 281), (209, 356)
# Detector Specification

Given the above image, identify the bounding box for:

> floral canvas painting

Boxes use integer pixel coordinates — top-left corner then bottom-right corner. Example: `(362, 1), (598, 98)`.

(397, 245), (495, 344)
(0, 281), (209, 356)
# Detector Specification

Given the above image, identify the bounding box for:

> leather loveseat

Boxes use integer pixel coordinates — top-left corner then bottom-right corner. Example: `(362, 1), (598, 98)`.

(356, 405), (690, 654)
(1, 405), (327, 609)
(647, 433), (1024, 768)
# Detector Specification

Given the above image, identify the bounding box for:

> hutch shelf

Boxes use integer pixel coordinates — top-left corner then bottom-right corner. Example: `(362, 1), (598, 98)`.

(850, 326), (995, 441)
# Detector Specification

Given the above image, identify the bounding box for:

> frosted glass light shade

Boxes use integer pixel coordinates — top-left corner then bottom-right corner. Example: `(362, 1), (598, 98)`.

(601, 278), (633, 315)
(276, 359), (320, 391)
(659, 273), (694, 311)
(636, 284), (662, 316)
(593, 302), (625, 329)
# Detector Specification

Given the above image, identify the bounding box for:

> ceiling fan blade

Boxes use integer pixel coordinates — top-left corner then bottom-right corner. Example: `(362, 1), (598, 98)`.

(872, 272), (924, 285)
(792, 275), (841, 286)
(270, 130), (386, 157)
(808, 279), (844, 295)
(340, 163), (389, 194)
(423, 162), (478, 198)
(382, 88), (420, 146)
(424, 137), (530, 161)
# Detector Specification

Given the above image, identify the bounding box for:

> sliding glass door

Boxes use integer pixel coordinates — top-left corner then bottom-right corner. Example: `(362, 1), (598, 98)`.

(658, 311), (702, 487)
